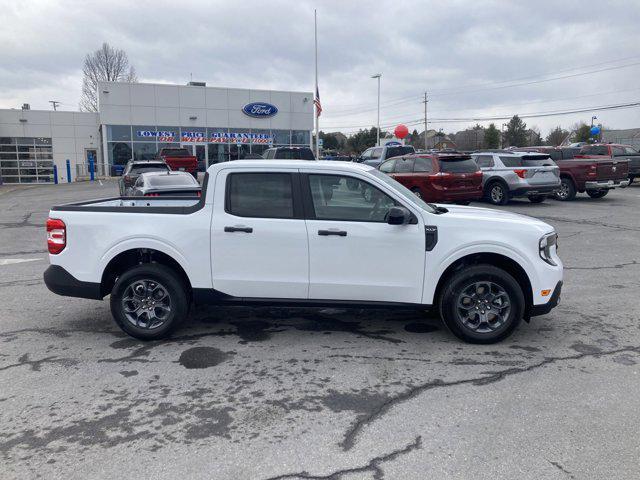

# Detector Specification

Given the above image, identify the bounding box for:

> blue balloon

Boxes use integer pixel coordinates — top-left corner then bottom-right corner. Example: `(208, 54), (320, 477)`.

(590, 126), (601, 135)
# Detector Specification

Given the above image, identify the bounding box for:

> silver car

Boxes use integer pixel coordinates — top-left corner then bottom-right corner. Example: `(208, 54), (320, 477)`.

(471, 151), (560, 205)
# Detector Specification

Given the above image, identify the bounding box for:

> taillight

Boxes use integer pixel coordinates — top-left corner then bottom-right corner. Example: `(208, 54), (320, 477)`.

(513, 169), (527, 179)
(587, 164), (597, 177)
(124, 175), (131, 182)
(46, 218), (66, 255)
(196, 191), (201, 197)
(145, 193), (160, 197)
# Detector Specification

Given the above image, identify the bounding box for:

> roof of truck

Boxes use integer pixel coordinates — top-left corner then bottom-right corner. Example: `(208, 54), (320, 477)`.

(207, 160), (375, 173)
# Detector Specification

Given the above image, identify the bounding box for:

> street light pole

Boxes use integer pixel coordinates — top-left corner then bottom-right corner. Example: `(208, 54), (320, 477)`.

(371, 74), (381, 146)
(422, 92), (428, 150)
(500, 123), (507, 149)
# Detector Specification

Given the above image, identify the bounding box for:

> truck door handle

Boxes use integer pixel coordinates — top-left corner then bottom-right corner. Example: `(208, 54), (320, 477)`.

(224, 226), (253, 233)
(318, 229), (347, 237)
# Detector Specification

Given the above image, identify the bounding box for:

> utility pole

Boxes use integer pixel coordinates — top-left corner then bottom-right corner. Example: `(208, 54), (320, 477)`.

(422, 92), (428, 150)
(49, 100), (60, 111)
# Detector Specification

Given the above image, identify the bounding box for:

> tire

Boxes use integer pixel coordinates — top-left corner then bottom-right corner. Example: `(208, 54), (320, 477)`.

(439, 265), (524, 344)
(555, 177), (576, 201)
(411, 187), (423, 199)
(528, 194), (546, 203)
(485, 181), (509, 205)
(586, 189), (609, 199)
(110, 263), (189, 340)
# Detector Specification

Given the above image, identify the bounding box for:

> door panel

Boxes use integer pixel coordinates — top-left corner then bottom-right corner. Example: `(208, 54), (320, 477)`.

(211, 170), (308, 298)
(304, 173), (425, 303)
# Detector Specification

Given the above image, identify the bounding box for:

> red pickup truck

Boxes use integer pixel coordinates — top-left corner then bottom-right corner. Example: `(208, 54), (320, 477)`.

(157, 147), (198, 178)
(576, 143), (640, 185)
(521, 146), (630, 200)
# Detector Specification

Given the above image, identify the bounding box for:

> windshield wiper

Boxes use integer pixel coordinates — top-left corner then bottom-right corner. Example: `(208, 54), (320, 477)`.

(427, 203), (449, 214)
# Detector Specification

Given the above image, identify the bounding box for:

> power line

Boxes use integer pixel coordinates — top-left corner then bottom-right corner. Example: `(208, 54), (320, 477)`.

(321, 100), (640, 132)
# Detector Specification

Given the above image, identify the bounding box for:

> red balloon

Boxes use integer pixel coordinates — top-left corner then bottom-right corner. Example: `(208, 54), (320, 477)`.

(394, 124), (409, 139)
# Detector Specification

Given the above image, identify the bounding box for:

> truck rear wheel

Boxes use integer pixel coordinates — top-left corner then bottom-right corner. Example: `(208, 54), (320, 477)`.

(586, 189), (609, 199)
(555, 177), (576, 201)
(439, 265), (524, 344)
(110, 264), (188, 340)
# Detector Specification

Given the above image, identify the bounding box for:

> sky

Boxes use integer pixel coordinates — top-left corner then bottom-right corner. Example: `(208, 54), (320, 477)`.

(1, 0), (639, 137)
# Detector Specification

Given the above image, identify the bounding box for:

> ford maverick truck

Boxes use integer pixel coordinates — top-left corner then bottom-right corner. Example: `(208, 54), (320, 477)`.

(44, 161), (563, 344)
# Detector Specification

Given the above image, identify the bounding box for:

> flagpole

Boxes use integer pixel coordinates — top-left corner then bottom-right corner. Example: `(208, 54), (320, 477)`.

(314, 9), (319, 160)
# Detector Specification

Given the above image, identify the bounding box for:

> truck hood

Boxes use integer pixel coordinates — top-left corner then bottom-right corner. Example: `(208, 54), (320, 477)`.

(429, 204), (554, 234)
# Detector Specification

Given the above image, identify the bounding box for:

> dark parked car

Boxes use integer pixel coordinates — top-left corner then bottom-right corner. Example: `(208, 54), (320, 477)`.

(357, 144), (415, 168)
(379, 153), (483, 204)
(129, 171), (201, 197)
(119, 160), (170, 195)
(263, 147), (316, 160)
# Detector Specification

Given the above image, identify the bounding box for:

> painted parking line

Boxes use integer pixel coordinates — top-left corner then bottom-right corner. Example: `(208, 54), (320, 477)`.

(0, 258), (43, 266)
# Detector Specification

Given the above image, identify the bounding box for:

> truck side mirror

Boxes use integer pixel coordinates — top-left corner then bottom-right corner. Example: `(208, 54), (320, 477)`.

(387, 206), (410, 225)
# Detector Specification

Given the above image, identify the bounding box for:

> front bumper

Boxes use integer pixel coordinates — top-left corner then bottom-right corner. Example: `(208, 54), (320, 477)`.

(585, 179), (630, 190)
(529, 281), (562, 318)
(43, 265), (103, 300)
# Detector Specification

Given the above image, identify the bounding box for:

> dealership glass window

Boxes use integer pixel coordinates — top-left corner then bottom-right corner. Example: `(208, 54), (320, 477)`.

(107, 125), (132, 141)
(133, 126), (157, 141)
(132, 142), (157, 160)
(108, 142), (133, 165)
(156, 127), (179, 142)
(180, 127), (207, 143)
(291, 130), (310, 145)
(272, 130), (291, 145)
(208, 144), (228, 164)
(0, 137), (15, 144)
(251, 144), (269, 157)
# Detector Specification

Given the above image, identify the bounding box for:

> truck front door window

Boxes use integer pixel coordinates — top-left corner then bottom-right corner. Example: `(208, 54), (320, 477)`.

(308, 175), (396, 222)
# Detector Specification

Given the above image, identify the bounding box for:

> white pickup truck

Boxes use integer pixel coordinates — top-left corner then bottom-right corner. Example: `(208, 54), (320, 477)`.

(44, 160), (563, 343)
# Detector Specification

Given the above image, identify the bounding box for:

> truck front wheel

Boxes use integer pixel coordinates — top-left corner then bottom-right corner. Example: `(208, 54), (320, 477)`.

(439, 265), (524, 344)
(110, 264), (188, 340)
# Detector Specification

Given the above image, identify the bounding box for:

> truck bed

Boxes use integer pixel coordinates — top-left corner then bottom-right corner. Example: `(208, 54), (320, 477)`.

(51, 196), (202, 213)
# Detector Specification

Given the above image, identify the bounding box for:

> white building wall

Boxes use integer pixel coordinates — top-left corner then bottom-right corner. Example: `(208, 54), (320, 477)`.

(98, 82), (314, 132)
(0, 109), (100, 183)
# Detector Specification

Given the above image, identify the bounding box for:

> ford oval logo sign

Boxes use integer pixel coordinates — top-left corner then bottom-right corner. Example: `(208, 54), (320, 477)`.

(242, 102), (278, 118)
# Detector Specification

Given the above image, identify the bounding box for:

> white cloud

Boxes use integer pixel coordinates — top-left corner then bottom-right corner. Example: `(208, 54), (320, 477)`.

(1, 0), (639, 135)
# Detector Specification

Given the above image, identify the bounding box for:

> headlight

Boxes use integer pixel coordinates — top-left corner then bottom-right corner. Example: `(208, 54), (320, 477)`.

(539, 232), (558, 266)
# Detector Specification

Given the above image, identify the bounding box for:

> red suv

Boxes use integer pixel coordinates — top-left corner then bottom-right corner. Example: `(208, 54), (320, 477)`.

(379, 153), (483, 203)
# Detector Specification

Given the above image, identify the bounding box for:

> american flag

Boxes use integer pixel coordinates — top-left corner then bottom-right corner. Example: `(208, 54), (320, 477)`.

(314, 86), (322, 117)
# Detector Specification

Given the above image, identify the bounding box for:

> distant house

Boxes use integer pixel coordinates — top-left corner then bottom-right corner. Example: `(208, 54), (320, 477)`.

(602, 128), (640, 149)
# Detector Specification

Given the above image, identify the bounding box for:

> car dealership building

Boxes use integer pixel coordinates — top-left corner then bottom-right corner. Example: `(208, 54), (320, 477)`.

(0, 81), (314, 184)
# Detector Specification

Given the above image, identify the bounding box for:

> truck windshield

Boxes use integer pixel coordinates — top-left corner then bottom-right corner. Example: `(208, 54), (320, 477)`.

(370, 169), (435, 213)
(386, 146), (414, 158)
(274, 148), (315, 160)
(161, 149), (190, 157)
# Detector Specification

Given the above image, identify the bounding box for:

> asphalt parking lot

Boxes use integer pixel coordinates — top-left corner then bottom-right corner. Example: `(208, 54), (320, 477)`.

(1, 180), (639, 479)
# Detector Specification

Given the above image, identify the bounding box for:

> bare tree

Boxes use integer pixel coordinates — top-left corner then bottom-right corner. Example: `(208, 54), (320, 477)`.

(80, 43), (137, 112)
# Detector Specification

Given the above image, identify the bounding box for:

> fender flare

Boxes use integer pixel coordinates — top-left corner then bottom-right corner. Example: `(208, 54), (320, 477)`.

(97, 237), (193, 285)
(423, 242), (535, 305)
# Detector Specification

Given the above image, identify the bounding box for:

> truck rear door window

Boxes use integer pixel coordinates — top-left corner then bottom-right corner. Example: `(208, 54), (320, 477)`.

(394, 158), (414, 173)
(227, 173), (294, 218)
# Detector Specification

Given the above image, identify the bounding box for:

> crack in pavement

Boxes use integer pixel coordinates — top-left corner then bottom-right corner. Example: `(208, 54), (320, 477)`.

(0, 212), (41, 229)
(564, 260), (638, 270)
(339, 345), (640, 451)
(263, 436), (421, 480)
(0, 353), (77, 372)
(548, 460), (575, 479)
